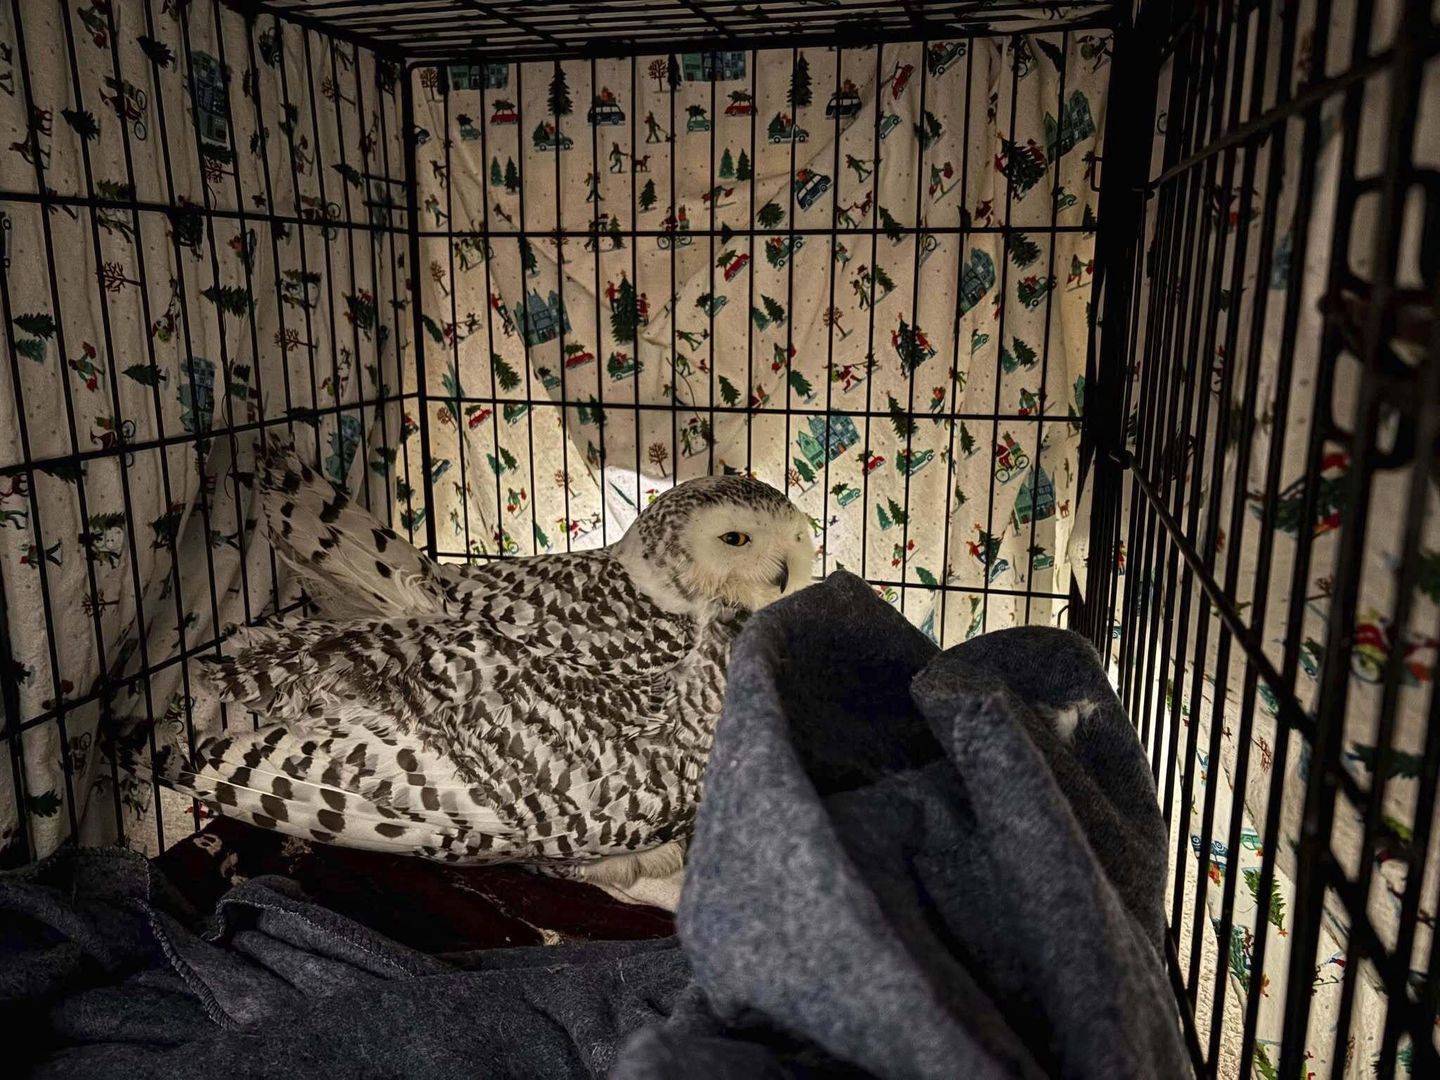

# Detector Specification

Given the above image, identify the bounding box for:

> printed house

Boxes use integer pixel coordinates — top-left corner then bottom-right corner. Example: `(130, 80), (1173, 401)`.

(958, 249), (996, 316)
(1010, 465), (1056, 530)
(189, 52), (230, 148)
(326, 413), (362, 488)
(682, 51), (746, 81)
(1045, 90), (1096, 161)
(514, 290), (571, 346)
(447, 63), (508, 90)
(796, 413), (859, 473)
(179, 357), (216, 437)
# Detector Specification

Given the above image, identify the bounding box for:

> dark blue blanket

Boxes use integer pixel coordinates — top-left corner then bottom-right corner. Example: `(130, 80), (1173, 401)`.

(2, 571), (1185, 1078)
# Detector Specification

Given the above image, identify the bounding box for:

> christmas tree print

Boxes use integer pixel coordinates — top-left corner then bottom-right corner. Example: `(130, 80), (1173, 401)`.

(62, 107), (101, 142)
(1007, 232), (1041, 269)
(1345, 742), (1423, 780)
(203, 285), (251, 317)
(719, 148), (735, 179)
(788, 53), (812, 109)
(1418, 549), (1440, 603)
(915, 109), (942, 148)
(491, 352), (520, 392)
(718, 375), (740, 406)
(996, 137), (1048, 197)
(735, 150), (752, 181)
(1000, 336), (1038, 373)
(1242, 868), (1286, 934)
(11, 313), (57, 364)
(757, 200), (785, 229)
(490, 157), (503, 187)
(504, 157), (521, 193)
(610, 274), (639, 342)
(762, 295), (786, 326)
(877, 204), (904, 243)
(549, 64), (572, 117)
(1252, 451), (1349, 537)
(887, 394), (916, 438)
(958, 422), (978, 456)
(124, 363), (166, 387)
(639, 178), (658, 211)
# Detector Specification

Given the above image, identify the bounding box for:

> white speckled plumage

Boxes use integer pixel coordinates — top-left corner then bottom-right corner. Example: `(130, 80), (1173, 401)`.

(146, 441), (813, 893)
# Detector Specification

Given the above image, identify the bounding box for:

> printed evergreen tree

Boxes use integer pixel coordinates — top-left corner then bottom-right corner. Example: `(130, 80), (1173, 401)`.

(915, 109), (942, 148)
(792, 457), (815, 485)
(958, 421), (977, 456)
(62, 107), (101, 142)
(886, 497), (908, 527)
(1243, 868), (1286, 933)
(1418, 549), (1440, 603)
(490, 157), (503, 188)
(719, 148), (735, 179)
(1346, 743), (1423, 780)
(999, 137), (1047, 194)
(757, 200), (785, 229)
(610, 275), (639, 342)
(639, 178), (658, 211)
(718, 374), (740, 406)
(1007, 232), (1041, 268)
(504, 157), (520, 192)
(519, 238), (537, 276)
(762, 295), (786, 326)
(871, 264), (896, 295)
(492, 352), (520, 392)
(548, 64), (572, 117)
(203, 285), (251, 317)
(877, 204), (903, 242)
(789, 370), (814, 399)
(788, 53), (812, 109)
(735, 150), (752, 181)
(887, 394), (915, 438)
(124, 363), (166, 386)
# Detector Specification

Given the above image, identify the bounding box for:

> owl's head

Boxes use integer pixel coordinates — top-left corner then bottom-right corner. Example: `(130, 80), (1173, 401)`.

(618, 475), (815, 615)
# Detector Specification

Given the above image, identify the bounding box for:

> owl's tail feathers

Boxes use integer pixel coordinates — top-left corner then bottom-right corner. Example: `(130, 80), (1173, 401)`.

(256, 436), (448, 619)
(127, 720), (520, 858)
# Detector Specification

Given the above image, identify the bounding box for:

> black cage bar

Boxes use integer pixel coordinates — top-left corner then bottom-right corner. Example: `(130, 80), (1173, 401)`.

(1088, 0), (1440, 1075)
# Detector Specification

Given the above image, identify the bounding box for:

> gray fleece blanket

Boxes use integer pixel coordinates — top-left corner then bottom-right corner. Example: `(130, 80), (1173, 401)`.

(1, 571), (1187, 1078)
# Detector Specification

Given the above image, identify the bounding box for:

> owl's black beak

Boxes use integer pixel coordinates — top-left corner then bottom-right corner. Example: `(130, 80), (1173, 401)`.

(772, 563), (789, 592)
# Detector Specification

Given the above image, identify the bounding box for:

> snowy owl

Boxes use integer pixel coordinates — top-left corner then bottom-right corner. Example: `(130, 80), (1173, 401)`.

(143, 442), (813, 904)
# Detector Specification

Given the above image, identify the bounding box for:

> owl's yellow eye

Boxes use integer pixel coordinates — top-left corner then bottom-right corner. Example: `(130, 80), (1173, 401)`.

(719, 531), (751, 547)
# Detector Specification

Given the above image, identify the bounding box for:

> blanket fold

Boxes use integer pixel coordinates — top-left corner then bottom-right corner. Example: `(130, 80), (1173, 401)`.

(2, 571), (1186, 1078)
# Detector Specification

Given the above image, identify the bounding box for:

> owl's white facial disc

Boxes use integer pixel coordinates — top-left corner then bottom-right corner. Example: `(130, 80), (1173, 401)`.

(616, 476), (815, 615)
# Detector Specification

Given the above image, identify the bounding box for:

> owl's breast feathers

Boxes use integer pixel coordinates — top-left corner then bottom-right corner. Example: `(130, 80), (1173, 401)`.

(161, 549), (737, 864)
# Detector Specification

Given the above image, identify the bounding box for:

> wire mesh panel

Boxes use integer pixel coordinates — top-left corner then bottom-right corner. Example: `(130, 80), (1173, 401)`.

(402, 32), (1112, 650)
(0, 1), (411, 866)
(1088, 0), (1440, 1073)
(261, 0), (1118, 63)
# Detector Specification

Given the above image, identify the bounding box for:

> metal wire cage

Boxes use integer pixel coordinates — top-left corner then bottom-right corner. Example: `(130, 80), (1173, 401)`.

(0, 0), (1436, 1076)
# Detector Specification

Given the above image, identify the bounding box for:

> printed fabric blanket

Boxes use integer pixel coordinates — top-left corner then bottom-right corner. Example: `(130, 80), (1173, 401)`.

(1, 571), (1187, 1079)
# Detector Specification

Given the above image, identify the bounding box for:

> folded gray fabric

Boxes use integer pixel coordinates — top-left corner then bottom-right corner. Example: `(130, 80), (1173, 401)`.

(2, 846), (685, 1078)
(3, 570), (1183, 1078)
(614, 570), (1186, 1079)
